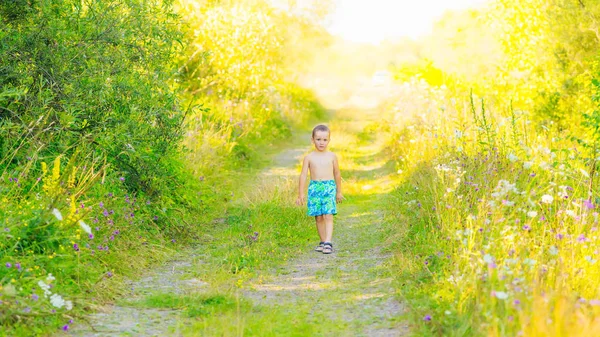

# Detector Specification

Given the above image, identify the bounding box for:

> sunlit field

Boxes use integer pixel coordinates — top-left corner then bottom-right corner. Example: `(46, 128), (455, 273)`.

(2, 0), (600, 335)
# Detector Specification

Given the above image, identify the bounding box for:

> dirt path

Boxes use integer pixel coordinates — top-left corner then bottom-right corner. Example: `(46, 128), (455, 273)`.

(67, 101), (409, 336)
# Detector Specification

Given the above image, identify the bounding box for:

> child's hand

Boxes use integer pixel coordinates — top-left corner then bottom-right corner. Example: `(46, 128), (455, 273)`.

(296, 196), (305, 206)
(336, 193), (344, 203)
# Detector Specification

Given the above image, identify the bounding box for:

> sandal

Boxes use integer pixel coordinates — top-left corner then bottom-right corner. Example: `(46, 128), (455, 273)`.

(322, 242), (333, 254)
(315, 242), (324, 252)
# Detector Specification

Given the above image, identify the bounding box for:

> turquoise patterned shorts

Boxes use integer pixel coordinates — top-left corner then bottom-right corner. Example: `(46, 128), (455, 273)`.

(307, 180), (337, 216)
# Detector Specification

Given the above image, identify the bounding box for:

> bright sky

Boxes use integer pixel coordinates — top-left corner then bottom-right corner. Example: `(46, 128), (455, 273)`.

(327, 0), (489, 43)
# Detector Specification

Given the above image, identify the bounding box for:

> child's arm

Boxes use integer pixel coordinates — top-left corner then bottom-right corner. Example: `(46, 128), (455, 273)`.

(296, 156), (309, 205)
(333, 154), (343, 203)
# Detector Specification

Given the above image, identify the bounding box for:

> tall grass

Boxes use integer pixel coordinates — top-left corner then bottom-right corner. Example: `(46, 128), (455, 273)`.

(383, 79), (600, 336)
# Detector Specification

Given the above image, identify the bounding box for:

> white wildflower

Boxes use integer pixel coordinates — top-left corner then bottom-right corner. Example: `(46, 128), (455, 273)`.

(508, 153), (518, 162)
(52, 208), (63, 221)
(494, 291), (509, 299)
(549, 246), (558, 256)
(527, 211), (538, 218)
(523, 258), (537, 266)
(46, 273), (55, 282)
(565, 210), (576, 217)
(37, 280), (51, 297)
(65, 300), (73, 311)
(541, 195), (554, 204)
(50, 294), (65, 308)
(483, 254), (494, 264)
(523, 161), (533, 169)
(79, 220), (92, 235)
(585, 256), (597, 264)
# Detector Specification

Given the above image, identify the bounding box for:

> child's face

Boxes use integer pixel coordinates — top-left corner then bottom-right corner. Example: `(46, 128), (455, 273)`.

(312, 130), (330, 152)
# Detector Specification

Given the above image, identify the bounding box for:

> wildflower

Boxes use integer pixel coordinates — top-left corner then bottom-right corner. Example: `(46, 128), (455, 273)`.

(584, 200), (595, 209)
(541, 195), (554, 204)
(556, 233), (564, 240)
(508, 153), (518, 162)
(527, 211), (538, 218)
(549, 246), (558, 255)
(590, 300), (600, 306)
(99, 202), (104, 208)
(46, 273), (55, 282)
(565, 210), (576, 217)
(423, 315), (432, 321)
(15, 263), (21, 270)
(31, 294), (39, 301)
(171, 239), (176, 243)
(65, 300), (73, 311)
(119, 177), (125, 182)
(577, 234), (586, 242)
(50, 294), (65, 308)
(102, 209), (109, 217)
(38, 281), (51, 296)
(483, 254), (494, 264)
(514, 299), (521, 305)
(585, 256), (597, 264)
(5, 262), (11, 268)
(89, 234), (94, 239)
(62, 325), (69, 331)
(52, 208), (63, 221)
(523, 161), (533, 169)
(79, 220), (92, 235)
(493, 291), (509, 299)
(106, 271), (113, 278)
(522, 225), (531, 231)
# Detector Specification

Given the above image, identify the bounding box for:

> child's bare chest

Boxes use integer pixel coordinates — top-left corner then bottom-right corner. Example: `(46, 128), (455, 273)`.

(308, 156), (333, 178)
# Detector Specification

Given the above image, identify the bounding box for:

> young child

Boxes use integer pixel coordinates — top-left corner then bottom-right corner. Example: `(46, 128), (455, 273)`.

(296, 124), (343, 254)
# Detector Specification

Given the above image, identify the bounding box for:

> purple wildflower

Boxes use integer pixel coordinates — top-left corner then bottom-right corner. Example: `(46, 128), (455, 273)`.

(73, 243), (80, 252)
(423, 315), (432, 321)
(106, 271), (113, 278)
(99, 202), (104, 208)
(119, 177), (125, 182)
(15, 263), (21, 270)
(31, 294), (39, 301)
(102, 209), (109, 217)
(514, 299), (521, 305)
(62, 325), (69, 331)
(584, 200), (595, 209)
(578, 234), (586, 242)
(5, 262), (11, 268)
(522, 225), (531, 231)
(89, 234), (94, 239)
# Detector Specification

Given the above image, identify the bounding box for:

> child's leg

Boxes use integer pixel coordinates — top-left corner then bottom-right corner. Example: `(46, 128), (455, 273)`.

(315, 215), (326, 242)
(323, 214), (334, 243)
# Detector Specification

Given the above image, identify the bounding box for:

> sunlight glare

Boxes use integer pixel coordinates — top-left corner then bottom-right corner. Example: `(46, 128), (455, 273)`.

(328, 0), (488, 43)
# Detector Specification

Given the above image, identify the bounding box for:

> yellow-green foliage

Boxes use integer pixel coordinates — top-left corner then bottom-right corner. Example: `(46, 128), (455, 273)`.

(0, 0), (328, 335)
(384, 80), (600, 336)
(380, 2), (600, 335)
